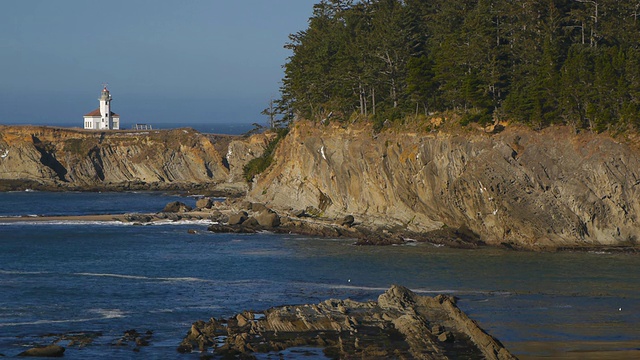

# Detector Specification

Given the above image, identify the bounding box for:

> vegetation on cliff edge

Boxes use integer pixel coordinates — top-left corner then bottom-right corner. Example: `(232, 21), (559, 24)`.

(273, 0), (640, 133)
(243, 128), (289, 182)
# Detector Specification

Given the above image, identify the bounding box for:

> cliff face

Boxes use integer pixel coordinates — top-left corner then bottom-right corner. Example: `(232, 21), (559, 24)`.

(249, 121), (640, 249)
(0, 126), (232, 189)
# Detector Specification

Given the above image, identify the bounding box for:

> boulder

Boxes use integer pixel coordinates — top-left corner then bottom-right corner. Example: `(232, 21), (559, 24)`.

(243, 217), (259, 227)
(196, 198), (213, 209)
(228, 211), (248, 225)
(255, 210), (281, 228)
(163, 201), (192, 213)
(250, 202), (268, 213)
(17, 345), (65, 357)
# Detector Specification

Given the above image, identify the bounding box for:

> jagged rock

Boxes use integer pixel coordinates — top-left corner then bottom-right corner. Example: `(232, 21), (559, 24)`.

(228, 211), (248, 225)
(254, 210), (280, 228)
(248, 120), (640, 250)
(178, 285), (516, 359)
(0, 126), (233, 188)
(196, 197), (213, 209)
(17, 345), (65, 357)
(163, 201), (192, 213)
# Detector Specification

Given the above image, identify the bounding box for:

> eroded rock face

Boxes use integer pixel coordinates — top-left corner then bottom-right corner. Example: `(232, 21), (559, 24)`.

(250, 121), (640, 250)
(0, 126), (244, 190)
(178, 285), (515, 359)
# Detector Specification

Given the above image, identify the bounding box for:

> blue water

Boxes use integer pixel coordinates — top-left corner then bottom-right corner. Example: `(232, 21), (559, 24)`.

(0, 192), (639, 359)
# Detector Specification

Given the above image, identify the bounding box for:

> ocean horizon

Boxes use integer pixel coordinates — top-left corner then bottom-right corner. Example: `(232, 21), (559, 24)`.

(1, 121), (257, 136)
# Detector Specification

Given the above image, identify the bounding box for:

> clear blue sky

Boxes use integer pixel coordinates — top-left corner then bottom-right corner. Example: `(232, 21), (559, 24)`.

(0, 0), (315, 129)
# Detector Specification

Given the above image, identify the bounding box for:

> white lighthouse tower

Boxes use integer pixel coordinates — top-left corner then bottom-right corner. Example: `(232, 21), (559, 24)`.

(99, 86), (112, 128)
(83, 85), (120, 130)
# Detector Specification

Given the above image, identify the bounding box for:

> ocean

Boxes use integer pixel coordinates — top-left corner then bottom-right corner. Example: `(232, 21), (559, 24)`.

(0, 192), (639, 359)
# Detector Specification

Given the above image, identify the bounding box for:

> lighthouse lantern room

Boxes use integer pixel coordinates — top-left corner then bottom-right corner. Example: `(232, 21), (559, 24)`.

(83, 86), (120, 130)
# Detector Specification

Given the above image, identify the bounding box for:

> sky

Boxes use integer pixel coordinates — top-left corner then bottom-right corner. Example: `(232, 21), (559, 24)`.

(0, 0), (316, 130)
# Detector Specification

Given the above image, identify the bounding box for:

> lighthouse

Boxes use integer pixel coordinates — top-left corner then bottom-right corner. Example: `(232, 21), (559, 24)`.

(83, 86), (120, 130)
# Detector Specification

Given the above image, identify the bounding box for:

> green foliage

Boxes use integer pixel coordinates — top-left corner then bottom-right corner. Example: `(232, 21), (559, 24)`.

(278, 0), (640, 132)
(243, 128), (289, 182)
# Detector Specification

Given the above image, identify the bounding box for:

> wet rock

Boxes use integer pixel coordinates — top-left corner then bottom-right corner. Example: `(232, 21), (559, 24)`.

(112, 329), (152, 350)
(124, 214), (153, 223)
(179, 285), (515, 359)
(17, 345), (65, 357)
(163, 201), (192, 213)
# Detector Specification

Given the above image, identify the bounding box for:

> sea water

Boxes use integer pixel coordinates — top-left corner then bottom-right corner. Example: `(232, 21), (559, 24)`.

(0, 192), (639, 359)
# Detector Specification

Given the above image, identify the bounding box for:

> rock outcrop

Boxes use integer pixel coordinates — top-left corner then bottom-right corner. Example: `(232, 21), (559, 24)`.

(17, 345), (65, 357)
(178, 285), (515, 359)
(249, 120), (640, 250)
(0, 125), (267, 192)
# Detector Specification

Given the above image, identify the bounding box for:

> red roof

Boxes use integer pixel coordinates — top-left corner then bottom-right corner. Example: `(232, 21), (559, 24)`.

(83, 108), (120, 117)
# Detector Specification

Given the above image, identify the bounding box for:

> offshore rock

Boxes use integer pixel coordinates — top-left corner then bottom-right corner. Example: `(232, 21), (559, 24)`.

(249, 121), (640, 250)
(17, 345), (65, 357)
(178, 285), (516, 359)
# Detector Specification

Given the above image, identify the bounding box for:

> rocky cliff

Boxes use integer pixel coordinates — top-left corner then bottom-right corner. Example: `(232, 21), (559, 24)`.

(249, 120), (640, 250)
(0, 125), (264, 192)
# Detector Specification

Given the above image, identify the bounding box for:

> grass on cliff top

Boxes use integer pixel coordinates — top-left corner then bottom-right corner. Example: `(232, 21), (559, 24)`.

(243, 128), (289, 182)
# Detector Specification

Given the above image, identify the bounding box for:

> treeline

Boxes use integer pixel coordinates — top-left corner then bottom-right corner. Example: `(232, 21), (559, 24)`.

(277, 0), (640, 132)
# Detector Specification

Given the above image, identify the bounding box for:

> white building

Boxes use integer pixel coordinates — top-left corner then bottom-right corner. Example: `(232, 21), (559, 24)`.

(83, 86), (120, 130)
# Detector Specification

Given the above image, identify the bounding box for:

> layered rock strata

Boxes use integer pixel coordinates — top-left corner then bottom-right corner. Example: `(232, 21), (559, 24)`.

(178, 285), (516, 359)
(0, 125), (266, 192)
(249, 121), (640, 250)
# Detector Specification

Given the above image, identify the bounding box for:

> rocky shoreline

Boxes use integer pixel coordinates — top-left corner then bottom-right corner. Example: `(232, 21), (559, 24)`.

(178, 285), (516, 359)
(3, 196), (639, 253)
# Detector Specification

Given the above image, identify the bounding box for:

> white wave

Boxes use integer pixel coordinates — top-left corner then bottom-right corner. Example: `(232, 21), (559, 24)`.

(0, 218), (214, 226)
(74, 272), (210, 283)
(0, 270), (49, 275)
(149, 219), (214, 226)
(0, 220), (130, 226)
(0, 309), (127, 327)
(89, 308), (126, 319)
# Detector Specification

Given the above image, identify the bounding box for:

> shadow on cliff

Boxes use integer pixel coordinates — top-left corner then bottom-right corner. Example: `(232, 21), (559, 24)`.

(31, 135), (68, 182)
